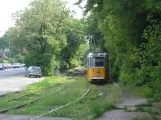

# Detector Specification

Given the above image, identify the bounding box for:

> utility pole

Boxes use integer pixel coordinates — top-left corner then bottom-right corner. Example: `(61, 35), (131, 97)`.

(89, 35), (93, 52)
(9, 40), (10, 58)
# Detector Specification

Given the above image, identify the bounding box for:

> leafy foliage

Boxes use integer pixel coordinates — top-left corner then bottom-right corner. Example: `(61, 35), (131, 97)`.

(81, 0), (161, 100)
(8, 0), (69, 75)
(61, 18), (88, 68)
(0, 33), (9, 50)
(85, 13), (105, 52)
(0, 0), (88, 75)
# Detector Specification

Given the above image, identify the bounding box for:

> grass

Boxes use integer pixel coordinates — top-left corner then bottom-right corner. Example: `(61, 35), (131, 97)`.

(135, 107), (159, 115)
(0, 75), (122, 120)
(88, 84), (122, 119)
(47, 83), (121, 120)
(132, 118), (158, 120)
(124, 105), (128, 112)
(132, 116), (160, 120)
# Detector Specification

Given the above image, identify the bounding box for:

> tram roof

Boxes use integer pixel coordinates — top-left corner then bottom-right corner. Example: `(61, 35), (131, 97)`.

(87, 52), (108, 57)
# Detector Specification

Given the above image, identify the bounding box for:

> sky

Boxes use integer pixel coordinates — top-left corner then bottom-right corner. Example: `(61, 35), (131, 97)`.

(0, 0), (85, 36)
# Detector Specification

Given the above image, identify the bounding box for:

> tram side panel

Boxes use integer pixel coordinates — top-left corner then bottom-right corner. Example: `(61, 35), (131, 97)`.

(87, 68), (92, 81)
(105, 57), (110, 82)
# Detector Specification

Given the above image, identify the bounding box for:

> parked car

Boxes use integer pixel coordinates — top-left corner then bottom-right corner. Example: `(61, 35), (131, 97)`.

(4, 63), (9, 69)
(21, 64), (25, 67)
(26, 66), (42, 78)
(12, 63), (21, 68)
(7, 63), (12, 68)
(0, 63), (5, 70)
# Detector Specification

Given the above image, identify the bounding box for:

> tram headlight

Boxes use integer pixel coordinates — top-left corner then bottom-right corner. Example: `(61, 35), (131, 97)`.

(97, 72), (100, 77)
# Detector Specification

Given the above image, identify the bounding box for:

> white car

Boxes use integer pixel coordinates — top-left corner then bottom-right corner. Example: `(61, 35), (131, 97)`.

(26, 66), (42, 78)
(0, 63), (5, 70)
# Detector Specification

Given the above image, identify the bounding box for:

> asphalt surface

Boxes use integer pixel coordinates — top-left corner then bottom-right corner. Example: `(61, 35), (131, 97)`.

(0, 67), (42, 96)
(0, 67), (26, 77)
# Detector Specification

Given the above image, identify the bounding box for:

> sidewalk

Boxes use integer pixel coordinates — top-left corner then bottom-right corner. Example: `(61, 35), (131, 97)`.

(97, 92), (148, 120)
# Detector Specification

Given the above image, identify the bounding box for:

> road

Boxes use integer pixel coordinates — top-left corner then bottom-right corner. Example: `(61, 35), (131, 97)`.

(0, 68), (43, 96)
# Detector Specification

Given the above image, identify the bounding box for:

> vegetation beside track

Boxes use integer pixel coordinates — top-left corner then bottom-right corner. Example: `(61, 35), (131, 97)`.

(0, 76), (121, 120)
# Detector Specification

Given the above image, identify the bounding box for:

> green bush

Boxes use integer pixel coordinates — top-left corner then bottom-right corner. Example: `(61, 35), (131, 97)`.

(24, 52), (55, 76)
(91, 101), (113, 118)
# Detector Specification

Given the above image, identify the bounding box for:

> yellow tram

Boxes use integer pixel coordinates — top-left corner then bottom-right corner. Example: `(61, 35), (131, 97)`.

(87, 52), (109, 82)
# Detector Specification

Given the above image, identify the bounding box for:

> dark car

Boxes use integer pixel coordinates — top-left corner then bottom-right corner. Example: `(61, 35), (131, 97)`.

(26, 66), (42, 78)
(0, 63), (5, 70)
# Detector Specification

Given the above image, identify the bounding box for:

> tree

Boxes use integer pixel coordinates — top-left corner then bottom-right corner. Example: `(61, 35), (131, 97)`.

(10, 0), (69, 75)
(61, 18), (88, 68)
(78, 0), (161, 99)
(0, 33), (9, 50)
(85, 12), (105, 52)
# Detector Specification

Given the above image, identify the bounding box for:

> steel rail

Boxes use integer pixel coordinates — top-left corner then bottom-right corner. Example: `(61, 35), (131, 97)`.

(110, 79), (120, 89)
(1, 82), (66, 102)
(0, 99), (39, 114)
(0, 91), (20, 100)
(0, 67), (86, 115)
(7, 93), (33, 101)
(0, 83), (69, 114)
(29, 84), (92, 120)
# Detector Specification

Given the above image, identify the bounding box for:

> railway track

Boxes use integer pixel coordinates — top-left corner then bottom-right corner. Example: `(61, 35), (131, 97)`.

(6, 93), (34, 101)
(0, 85), (52, 102)
(0, 67), (111, 120)
(29, 83), (92, 120)
(0, 91), (20, 100)
(0, 99), (39, 114)
(28, 67), (89, 120)
(29, 67), (110, 120)
(0, 82), (69, 114)
(0, 68), (86, 115)
(110, 79), (120, 89)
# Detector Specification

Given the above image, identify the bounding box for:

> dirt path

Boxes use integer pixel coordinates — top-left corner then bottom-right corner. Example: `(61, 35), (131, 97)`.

(97, 90), (148, 120)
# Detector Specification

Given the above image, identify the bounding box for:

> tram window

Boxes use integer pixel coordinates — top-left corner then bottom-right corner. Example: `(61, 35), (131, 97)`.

(88, 58), (90, 67)
(88, 59), (89, 67)
(90, 57), (93, 67)
(94, 57), (104, 67)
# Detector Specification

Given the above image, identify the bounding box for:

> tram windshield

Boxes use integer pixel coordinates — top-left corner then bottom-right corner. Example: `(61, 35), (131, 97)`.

(94, 57), (104, 67)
